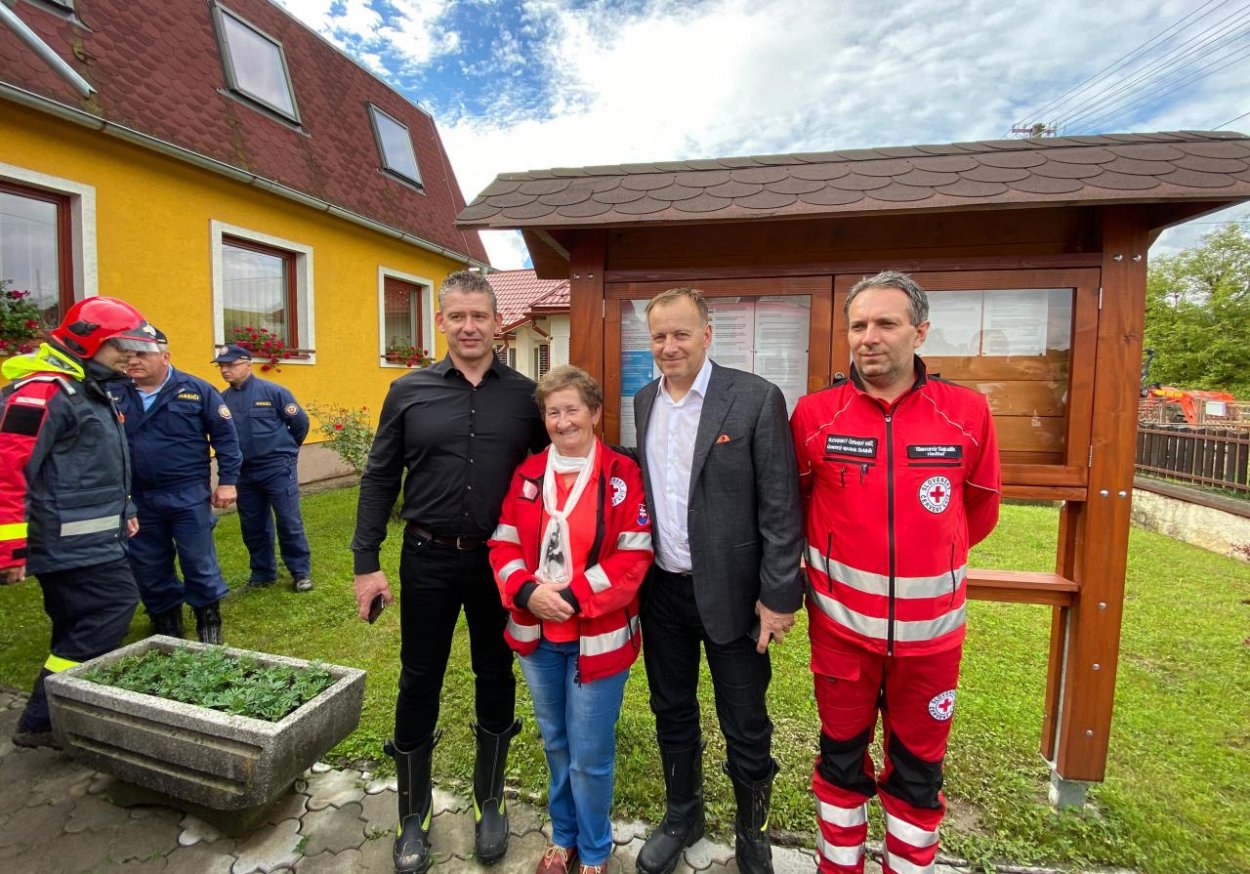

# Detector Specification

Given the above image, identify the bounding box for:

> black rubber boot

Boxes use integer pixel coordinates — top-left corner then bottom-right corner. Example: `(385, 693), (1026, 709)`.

(13, 669), (58, 749)
(471, 719), (521, 865)
(193, 601), (222, 645)
(150, 606), (185, 639)
(727, 760), (778, 874)
(386, 731), (440, 874)
(636, 740), (706, 874)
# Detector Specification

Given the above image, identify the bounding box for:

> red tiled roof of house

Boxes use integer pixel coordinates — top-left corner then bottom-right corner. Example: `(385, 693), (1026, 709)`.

(487, 269), (569, 332)
(0, 0), (486, 263)
(457, 131), (1250, 230)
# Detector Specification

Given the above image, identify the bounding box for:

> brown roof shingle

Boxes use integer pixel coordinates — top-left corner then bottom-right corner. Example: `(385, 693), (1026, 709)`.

(456, 132), (1250, 231)
(1, 0), (486, 263)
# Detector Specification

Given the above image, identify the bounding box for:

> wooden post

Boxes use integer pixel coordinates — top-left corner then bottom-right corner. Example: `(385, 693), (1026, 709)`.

(568, 231), (607, 387)
(1046, 207), (1147, 803)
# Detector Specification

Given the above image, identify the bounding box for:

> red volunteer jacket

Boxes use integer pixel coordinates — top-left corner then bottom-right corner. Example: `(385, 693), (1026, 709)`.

(489, 442), (653, 683)
(791, 359), (1001, 660)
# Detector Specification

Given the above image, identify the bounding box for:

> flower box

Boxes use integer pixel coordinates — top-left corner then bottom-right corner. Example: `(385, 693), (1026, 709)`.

(43, 636), (365, 813)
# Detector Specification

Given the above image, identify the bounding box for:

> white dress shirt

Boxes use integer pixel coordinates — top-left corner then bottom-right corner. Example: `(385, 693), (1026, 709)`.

(645, 357), (713, 573)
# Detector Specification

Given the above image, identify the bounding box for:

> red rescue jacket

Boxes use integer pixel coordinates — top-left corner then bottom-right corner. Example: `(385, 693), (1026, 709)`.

(489, 442), (653, 683)
(791, 359), (1001, 660)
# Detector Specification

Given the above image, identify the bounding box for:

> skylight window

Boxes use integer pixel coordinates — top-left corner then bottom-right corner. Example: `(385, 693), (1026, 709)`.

(213, 4), (299, 122)
(368, 105), (423, 187)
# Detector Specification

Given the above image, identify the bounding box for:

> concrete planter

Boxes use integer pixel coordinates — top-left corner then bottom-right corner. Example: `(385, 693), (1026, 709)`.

(43, 636), (366, 812)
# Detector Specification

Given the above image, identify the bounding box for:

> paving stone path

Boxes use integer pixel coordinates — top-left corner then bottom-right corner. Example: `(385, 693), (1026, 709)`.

(0, 687), (1043, 873)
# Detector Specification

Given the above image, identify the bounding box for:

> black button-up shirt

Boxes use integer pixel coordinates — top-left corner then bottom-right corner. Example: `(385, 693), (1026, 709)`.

(351, 357), (548, 574)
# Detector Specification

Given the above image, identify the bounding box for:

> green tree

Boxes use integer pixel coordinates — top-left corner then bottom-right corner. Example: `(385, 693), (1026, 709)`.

(1145, 223), (1250, 397)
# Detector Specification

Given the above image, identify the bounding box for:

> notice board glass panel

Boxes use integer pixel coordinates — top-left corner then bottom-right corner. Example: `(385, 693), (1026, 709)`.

(618, 295), (811, 447)
(922, 288), (1074, 464)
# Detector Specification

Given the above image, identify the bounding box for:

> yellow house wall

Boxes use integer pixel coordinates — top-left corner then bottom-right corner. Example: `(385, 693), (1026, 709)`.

(0, 103), (464, 441)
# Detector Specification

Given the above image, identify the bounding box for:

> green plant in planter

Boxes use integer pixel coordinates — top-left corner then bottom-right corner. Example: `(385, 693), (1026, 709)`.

(81, 646), (334, 722)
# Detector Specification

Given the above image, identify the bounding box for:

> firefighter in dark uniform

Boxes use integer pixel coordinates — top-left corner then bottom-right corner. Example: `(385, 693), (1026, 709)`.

(214, 344), (313, 592)
(0, 297), (161, 748)
(110, 330), (242, 644)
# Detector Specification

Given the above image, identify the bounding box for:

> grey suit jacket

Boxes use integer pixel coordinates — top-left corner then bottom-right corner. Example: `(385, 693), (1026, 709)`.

(634, 362), (804, 644)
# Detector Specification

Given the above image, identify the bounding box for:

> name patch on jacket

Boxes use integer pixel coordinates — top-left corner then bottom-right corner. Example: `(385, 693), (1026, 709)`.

(824, 434), (877, 458)
(254, 401), (272, 407)
(177, 392), (201, 401)
(907, 444), (963, 460)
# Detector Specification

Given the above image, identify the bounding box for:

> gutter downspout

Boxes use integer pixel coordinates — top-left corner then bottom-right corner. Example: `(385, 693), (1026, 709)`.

(0, 82), (491, 271)
(0, 2), (94, 98)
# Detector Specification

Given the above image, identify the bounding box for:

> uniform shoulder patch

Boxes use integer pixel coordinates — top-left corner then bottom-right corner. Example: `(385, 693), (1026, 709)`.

(284, 403), (299, 416)
(219, 404), (232, 419)
(610, 476), (627, 506)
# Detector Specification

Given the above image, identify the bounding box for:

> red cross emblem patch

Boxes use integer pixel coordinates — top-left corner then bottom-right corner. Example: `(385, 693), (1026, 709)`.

(928, 689), (956, 721)
(919, 475), (952, 514)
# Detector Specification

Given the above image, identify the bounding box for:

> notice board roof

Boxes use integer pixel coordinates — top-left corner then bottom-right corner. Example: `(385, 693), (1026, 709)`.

(457, 131), (1250, 231)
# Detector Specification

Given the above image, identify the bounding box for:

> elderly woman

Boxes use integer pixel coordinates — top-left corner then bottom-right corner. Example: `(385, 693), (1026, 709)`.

(489, 365), (653, 874)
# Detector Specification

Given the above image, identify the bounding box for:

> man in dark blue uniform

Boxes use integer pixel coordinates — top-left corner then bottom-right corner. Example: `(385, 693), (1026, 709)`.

(110, 331), (242, 644)
(214, 344), (313, 593)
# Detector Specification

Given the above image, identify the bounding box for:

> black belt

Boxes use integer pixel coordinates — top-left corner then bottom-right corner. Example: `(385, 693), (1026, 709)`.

(406, 522), (488, 551)
(655, 566), (694, 580)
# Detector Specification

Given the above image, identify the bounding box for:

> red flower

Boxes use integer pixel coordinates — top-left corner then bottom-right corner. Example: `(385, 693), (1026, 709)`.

(260, 363), (272, 372)
(334, 423), (344, 431)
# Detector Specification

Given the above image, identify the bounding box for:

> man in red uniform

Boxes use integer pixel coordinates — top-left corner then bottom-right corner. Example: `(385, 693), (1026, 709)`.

(0, 297), (160, 747)
(790, 270), (1001, 874)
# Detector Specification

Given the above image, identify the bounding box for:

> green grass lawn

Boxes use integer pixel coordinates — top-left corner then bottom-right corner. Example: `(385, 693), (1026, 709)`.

(1, 493), (1246, 872)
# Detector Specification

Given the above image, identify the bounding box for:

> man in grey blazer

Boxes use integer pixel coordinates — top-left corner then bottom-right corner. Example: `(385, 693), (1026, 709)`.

(633, 287), (804, 874)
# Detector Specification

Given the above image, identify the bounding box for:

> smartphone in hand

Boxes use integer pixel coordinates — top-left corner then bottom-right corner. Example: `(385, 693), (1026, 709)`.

(367, 594), (386, 624)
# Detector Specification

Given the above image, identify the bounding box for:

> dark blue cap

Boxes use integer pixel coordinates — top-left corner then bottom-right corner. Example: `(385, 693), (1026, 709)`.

(212, 344), (252, 364)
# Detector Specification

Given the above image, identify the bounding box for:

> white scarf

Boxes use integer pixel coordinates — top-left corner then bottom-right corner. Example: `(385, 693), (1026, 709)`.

(537, 441), (598, 585)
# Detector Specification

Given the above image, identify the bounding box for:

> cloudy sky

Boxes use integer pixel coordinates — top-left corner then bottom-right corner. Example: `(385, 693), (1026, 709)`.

(279, 0), (1250, 268)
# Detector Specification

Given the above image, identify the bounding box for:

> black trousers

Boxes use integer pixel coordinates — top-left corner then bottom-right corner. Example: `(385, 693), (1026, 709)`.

(21, 557), (139, 731)
(640, 567), (775, 784)
(394, 530), (515, 747)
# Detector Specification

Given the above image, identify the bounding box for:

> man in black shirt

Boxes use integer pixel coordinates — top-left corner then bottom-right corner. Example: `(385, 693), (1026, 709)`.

(352, 270), (547, 874)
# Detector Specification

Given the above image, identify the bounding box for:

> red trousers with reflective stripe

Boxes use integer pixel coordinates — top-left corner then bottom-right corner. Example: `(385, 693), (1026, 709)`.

(812, 635), (962, 874)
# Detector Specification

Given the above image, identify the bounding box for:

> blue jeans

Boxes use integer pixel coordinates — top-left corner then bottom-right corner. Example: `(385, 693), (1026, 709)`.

(519, 639), (629, 866)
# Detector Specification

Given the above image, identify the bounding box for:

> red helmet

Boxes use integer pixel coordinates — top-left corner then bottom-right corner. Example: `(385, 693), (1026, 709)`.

(50, 297), (161, 359)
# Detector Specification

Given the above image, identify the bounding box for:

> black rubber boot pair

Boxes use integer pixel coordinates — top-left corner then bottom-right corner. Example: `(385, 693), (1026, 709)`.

(471, 719), (522, 866)
(193, 601), (222, 645)
(727, 760), (778, 874)
(386, 731), (441, 874)
(636, 741), (707, 874)
(150, 606), (185, 638)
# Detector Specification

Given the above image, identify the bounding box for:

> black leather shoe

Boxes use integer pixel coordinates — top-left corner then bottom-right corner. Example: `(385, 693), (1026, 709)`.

(472, 719), (521, 865)
(150, 606), (185, 639)
(293, 576), (314, 593)
(636, 741), (706, 874)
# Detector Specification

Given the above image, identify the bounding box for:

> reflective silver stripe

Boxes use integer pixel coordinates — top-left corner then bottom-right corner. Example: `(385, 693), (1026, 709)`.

(818, 800), (867, 828)
(499, 559), (527, 583)
(809, 587), (966, 642)
(492, 523), (520, 544)
(580, 614), (640, 657)
(885, 812), (939, 848)
(507, 618), (541, 643)
(60, 516), (119, 537)
(616, 531), (652, 551)
(585, 565), (612, 593)
(881, 851), (935, 874)
(816, 834), (864, 866)
(806, 543), (965, 600)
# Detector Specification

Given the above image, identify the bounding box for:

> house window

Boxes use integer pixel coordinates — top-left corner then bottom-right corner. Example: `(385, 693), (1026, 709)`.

(0, 181), (72, 322)
(211, 221), (313, 360)
(368, 105), (423, 187)
(213, 3), (300, 122)
(534, 343), (551, 378)
(377, 268), (433, 367)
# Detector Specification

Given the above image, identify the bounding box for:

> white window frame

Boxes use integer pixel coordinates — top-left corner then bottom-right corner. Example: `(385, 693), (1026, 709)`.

(211, 2), (301, 124)
(377, 266), (434, 369)
(367, 104), (424, 189)
(210, 220), (314, 364)
(0, 161), (97, 304)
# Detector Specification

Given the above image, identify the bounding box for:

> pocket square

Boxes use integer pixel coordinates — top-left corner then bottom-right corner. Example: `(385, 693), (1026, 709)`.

(715, 433), (732, 444)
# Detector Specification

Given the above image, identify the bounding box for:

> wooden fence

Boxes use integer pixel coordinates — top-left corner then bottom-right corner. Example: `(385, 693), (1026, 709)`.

(1135, 424), (1250, 496)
